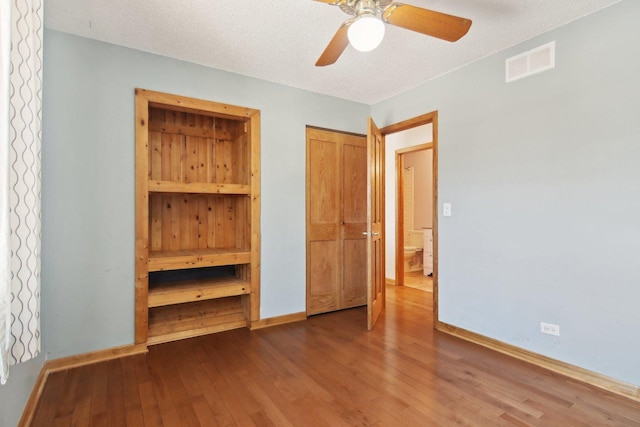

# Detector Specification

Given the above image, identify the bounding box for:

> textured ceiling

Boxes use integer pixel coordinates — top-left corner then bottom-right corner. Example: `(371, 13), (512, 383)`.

(44, 0), (622, 104)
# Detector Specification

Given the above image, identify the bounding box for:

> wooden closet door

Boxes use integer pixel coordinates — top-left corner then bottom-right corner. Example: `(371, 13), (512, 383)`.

(341, 138), (367, 308)
(306, 127), (366, 315)
(307, 129), (340, 314)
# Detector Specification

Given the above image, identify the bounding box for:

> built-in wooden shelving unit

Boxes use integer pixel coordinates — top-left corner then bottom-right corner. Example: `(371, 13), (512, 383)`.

(135, 88), (260, 345)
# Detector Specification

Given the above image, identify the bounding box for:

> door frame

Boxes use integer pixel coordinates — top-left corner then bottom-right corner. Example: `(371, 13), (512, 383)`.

(380, 111), (439, 321)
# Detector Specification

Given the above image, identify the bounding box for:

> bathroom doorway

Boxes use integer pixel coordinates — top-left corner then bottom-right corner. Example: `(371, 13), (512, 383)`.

(397, 145), (433, 292)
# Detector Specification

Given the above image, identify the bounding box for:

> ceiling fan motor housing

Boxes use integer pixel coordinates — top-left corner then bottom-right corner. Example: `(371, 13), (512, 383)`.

(339, 0), (393, 16)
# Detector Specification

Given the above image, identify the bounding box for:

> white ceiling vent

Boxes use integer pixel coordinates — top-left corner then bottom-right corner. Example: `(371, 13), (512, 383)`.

(506, 41), (556, 83)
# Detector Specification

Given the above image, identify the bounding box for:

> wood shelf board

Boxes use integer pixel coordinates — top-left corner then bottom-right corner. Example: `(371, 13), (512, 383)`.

(148, 249), (251, 271)
(139, 89), (258, 122)
(147, 318), (247, 345)
(149, 277), (250, 307)
(148, 298), (247, 345)
(148, 181), (250, 195)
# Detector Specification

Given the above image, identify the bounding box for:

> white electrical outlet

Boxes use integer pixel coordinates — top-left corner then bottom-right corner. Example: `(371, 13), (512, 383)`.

(540, 322), (560, 336)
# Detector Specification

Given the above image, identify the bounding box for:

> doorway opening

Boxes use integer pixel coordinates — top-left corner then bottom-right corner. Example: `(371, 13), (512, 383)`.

(380, 112), (438, 316)
(398, 145), (433, 293)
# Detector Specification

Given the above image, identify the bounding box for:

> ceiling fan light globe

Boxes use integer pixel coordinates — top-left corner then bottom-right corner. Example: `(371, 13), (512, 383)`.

(348, 15), (385, 52)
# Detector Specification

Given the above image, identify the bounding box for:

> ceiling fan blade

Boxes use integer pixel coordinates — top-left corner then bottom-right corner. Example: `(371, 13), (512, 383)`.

(315, 21), (351, 67)
(382, 3), (472, 42)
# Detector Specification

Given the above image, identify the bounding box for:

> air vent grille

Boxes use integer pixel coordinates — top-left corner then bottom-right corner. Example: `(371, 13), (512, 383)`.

(506, 41), (555, 83)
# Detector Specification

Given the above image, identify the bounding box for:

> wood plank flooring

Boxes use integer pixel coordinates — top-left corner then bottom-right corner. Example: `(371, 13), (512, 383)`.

(31, 286), (640, 426)
(403, 271), (433, 292)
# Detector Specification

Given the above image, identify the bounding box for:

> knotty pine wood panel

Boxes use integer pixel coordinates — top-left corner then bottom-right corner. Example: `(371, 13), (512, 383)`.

(194, 192), (208, 250)
(148, 297), (243, 330)
(148, 121), (225, 139)
(214, 137), (233, 184)
(233, 193), (250, 252)
(135, 92), (151, 344)
(148, 297), (245, 340)
(149, 105), (242, 139)
(149, 130), (162, 181)
(149, 194), (246, 251)
(163, 133), (182, 182)
(183, 136), (209, 184)
(148, 107), (248, 186)
(213, 194), (227, 251)
(232, 130), (249, 185)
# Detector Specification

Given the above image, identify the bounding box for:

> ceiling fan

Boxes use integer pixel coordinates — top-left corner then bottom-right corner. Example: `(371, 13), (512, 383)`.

(313, 0), (472, 66)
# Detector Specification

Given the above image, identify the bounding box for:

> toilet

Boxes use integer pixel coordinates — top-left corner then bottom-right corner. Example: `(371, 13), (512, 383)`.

(404, 230), (424, 273)
(404, 246), (424, 273)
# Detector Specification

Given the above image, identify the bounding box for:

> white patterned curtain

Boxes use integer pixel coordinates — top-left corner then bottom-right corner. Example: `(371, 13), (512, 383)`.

(0, 0), (43, 385)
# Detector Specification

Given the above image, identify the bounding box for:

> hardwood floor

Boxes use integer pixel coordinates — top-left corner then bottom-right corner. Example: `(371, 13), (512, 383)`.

(404, 271), (433, 292)
(32, 286), (640, 426)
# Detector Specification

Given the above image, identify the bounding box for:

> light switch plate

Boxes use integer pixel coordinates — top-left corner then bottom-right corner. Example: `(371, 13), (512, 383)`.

(443, 203), (452, 217)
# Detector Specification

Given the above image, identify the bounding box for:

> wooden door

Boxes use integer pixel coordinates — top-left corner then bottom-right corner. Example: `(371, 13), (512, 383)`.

(342, 136), (368, 307)
(367, 118), (385, 330)
(306, 127), (367, 315)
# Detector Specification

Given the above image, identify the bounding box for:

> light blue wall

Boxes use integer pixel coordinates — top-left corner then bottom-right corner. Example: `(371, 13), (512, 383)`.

(372, 0), (640, 386)
(41, 30), (369, 360)
(0, 353), (43, 427)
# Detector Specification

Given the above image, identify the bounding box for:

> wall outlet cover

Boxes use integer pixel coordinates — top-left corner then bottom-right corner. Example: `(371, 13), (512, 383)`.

(540, 322), (560, 336)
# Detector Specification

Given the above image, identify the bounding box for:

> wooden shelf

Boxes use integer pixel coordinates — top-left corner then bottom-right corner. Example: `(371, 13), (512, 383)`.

(148, 297), (247, 345)
(148, 248), (251, 272)
(149, 276), (250, 307)
(148, 181), (250, 195)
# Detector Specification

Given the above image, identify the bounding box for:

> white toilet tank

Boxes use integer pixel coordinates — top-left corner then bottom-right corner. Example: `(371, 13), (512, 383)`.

(405, 230), (424, 250)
